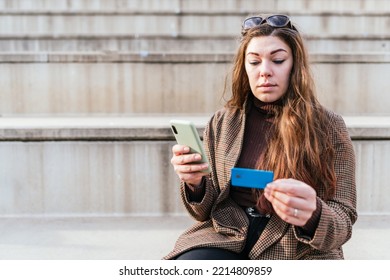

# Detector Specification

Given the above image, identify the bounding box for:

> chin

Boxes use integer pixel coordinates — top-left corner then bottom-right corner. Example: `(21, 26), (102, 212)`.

(257, 95), (277, 103)
(255, 92), (283, 103)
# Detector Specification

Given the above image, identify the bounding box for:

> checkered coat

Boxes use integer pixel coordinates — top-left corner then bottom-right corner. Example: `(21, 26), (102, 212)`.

(164, 103), (357, 260)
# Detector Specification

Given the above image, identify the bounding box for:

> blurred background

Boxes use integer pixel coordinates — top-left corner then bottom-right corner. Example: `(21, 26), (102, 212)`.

(0, 0), (389, 260)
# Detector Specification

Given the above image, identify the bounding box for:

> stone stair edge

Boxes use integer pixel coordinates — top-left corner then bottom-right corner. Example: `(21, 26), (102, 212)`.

(0, 115), (389, 141)
(1, 14), (388, 39)
(0, 0), (389, 10)
(1, 34), (389, 40)
(0, 52), (389, 63)
(1, 10), (390, 16)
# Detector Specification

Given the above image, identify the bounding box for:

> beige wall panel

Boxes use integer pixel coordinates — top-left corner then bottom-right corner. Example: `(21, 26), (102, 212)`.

(0, 63), (229, 115)
(1, 38), (389, 53)
(1, 62), (389, 116)
(0, 141), (184, 216)
(353, 141), (390, 214)
(1, 0), (389, 13)
(313, 63), (390, 116)
(0, 139), (389, 216)
(0, 14), (388, 37)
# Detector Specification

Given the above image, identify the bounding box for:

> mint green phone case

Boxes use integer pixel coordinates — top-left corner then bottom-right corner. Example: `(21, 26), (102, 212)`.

(170, 120), (211, 173)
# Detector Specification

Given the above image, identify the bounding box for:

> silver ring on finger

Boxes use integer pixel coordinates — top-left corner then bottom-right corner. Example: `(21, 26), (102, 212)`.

(293, 208), (299, 218)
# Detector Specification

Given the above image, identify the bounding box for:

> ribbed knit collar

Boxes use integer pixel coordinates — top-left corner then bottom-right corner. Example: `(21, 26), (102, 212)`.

(251, 93), (284, 117)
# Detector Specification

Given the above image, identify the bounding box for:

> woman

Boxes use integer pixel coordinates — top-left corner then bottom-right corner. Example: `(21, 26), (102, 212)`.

(165, 14), (357, 260)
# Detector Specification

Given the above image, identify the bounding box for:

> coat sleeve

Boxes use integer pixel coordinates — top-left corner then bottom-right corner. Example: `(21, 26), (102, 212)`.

(295, 112), (358, 250)
(179, 114), (221, 222)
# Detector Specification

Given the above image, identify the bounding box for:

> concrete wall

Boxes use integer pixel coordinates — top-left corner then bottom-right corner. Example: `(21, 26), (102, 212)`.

(1, 53), (389, 116)
(0, 0), (389, 12)
(0, 141), (182, 216)
(1, 37), (390, 53)
(0, 0), (389, 219)
(0, 116), (389, 217)
(1, 13), (389, 37)
(1, 2), (389, 116)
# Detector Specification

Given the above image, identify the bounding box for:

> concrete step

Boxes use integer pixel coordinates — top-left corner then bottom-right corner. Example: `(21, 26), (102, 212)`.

(1, 35), (389, 53)
(0, 52), (389, 116)
(0, 215), (388, 260)
(0, 116), (389, 217)
(1, 0), (389, 14)
(1, 0), (388, 54)
(0, 12), (389, 37)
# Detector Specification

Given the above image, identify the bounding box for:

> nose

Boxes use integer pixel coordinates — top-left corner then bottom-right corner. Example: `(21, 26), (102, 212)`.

(259, 61), (272, 77)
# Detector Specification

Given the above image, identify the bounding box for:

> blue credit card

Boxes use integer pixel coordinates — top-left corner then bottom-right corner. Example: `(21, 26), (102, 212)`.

(231, 167), (274, 189)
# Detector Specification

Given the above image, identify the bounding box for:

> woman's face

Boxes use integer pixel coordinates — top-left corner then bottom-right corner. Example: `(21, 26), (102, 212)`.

(245, 36), (293, 103)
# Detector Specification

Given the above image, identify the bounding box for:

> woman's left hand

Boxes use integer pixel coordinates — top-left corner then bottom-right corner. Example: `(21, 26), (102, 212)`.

(264, 178), (317, 227)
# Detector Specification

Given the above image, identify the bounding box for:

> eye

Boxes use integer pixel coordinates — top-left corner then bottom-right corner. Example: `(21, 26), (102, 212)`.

(273, 60), (285, 64)
(249, 61), (260, 65)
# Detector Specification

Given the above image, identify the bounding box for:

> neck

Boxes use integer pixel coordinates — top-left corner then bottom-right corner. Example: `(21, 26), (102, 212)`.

(252, 94), (283, 116)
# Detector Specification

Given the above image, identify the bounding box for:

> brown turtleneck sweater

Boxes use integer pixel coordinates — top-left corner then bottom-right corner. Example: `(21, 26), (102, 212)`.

(230, 96), (278, 207)
(185, 96), (279, 206)
(185, 95), (321, 236)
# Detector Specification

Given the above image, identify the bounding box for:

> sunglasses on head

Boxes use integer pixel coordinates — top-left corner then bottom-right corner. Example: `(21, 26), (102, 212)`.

(242, 14), (293, 30)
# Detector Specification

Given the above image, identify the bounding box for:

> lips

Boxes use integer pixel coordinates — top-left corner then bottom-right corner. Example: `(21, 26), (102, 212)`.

(259, 82), (276, 87)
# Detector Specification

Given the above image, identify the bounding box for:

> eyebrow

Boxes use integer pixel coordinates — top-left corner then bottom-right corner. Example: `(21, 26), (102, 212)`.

(247, 48), (288, 56)
(270, 48), (288, 55)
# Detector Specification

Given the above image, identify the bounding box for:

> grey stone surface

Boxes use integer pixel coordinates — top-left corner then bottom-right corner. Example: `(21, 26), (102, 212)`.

(1, 58), (389, 116)
(0, 116), (389, 216)
(0, 116), (389, 140)
(0, 0), (389, 13)
(0, 0), (389, 261)
(1, 37), (389, 53)
(0, 215), (387, 260)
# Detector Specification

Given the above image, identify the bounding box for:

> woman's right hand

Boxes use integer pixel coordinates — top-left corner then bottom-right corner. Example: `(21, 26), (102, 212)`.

(171, 144), (210, 187)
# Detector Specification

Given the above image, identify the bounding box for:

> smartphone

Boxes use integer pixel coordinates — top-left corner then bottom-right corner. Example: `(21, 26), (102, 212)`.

(170, 120), (211, 173)
(231, 167), (274, 189)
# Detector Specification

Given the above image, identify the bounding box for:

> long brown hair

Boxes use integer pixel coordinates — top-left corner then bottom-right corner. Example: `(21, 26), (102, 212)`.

(226, 24), (336, 213)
